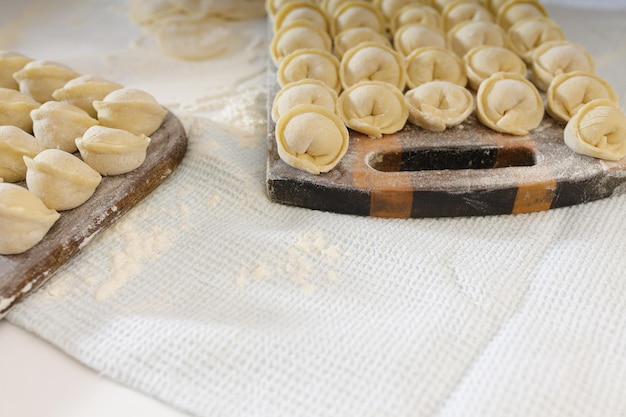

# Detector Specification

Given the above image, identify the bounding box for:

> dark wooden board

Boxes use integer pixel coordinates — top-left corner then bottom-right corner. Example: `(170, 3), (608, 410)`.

(0, 111), (187, 317)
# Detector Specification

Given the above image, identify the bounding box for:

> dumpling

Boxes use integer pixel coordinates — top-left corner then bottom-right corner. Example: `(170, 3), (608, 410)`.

(274, 104), (349, 174)
(31, 101), (99, 153)
(337, 80), (408, 138)
(271, 79), (339, 122)
(93, 88), (168, 136)
(75, 125), (151, 176)
(506, 16), (565, 63)
(442, 0), (493, 32)
(272, 1), (329, 33)
(405, 81), (474, 132)
(0, 126), (43, 183)
(389, 4), (442, 35)
(476, 72), (544, 135)
(12, 60), (80, 103)
(51, 74), (123, 118)
(330, 1), (386, 36)
(531, 40), (595, 91)
(320, 0), (353, 16)
(0, 51), (32, 90)
(464, 45), (527, 91)
(496, 0), (548, 31)
(24, 149), (102, 211)
(405, 46), (467, 89)
(564, 99), (626, 161)
(339, 42), (406, 90)
(373, 0), (417, 23)
(0, 182), (60, 255)
(393, 23), (446, 57)
(447, 21), (507, 58)
(547, 71), (619, 123)
(277, 48), (342, 93)
(333, 26), (391, 60)
(270, 21), (332, 65)
(0, 88), (40, 133)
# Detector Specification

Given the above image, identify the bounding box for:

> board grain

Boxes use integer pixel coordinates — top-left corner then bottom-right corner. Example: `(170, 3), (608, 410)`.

(0, 111), (187, 317)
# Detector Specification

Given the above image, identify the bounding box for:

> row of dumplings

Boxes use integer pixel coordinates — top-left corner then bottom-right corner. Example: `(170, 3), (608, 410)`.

(0, 51), (168, 255)
(267, 0), (626, 174)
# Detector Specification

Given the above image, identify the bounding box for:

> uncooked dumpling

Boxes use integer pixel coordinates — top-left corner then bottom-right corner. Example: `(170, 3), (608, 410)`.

(0, 51), (32, 90)
(31, 101), (99, 153)
(389, 4), (442, 35)
(405, 81), (474, 132)
(496, 0), (548, 31)
(405, 46), (467, 89)
(52, 75), (123, 118)
(564, 99), (626, 161)
(0, 126), (43, 183)
(373, 0), (416, 23)
(271, 79), (338, 122)
(275, 104), (349, 174)
(12, 60), (79, 103)
(333, 26), (391, 60)
(447, 20), (507, 58)
(267, 0), (317, 16)
(476, 72), (544, 135)
(24, 149), (102, 211)
(393, 23), (446, 57)
(442, 0), (493, 32)
(277, 48), (342, 93)
(547, 71), (619, 123)
(464, 45), (527, 91)
(531, 40), (594, 91)
(270, 21), (332, 65)
(0, 88), (40, 133)
(506, 16), (565, 63)
(93, 88), (167, 136)
(331, 1), (386, 36)
(339, 42), (406, 90)
(337, 80), (408, 138)
(273, 1), (329, 33)
(0, 182), (60, 255)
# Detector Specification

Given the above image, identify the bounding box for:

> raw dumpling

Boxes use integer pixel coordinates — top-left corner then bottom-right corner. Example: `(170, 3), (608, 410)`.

(271, 79), (339, 122)
(393, 23), (446, 57)
(0, 88), (40, 133)
(52, 75), (123, 118)
(447, 21), (507, 58)
(506, 16), (565, 63)
(12, 60), (79, 103)
(277, 48), (341, 93)
(373, 0), (416, 23)
(496, 0), (548, 31)
(476, 72), (544, 135)
(24, 149), (102, 211)
(531, 40), (594, 91)
(275, 104), (349, 174)
(272, 1), (328, 33)
(564, 99), (626, 161)
(331, 1), (386, 36)
(267, 0), (317, 16)
(405, 81), (474, 132)
(0, 51), (32, 90)
(464, 45), (527, 91)
(337, 80), (408, 138)
(405, 46), (467, 89)
(333, 26), (392, 60)
(270, 21), (332, 65)
(0, 126), (43, 183)
(340, 42), (406, 90)
(0, 182), (60, 255)
(442, 0), (493, 32)
(93, 88), (168, 136)
(547, 71), (619, 123)
(389, 4), (442, 35)
(31, 101), (99, 153)
(75, 125), (151, 176)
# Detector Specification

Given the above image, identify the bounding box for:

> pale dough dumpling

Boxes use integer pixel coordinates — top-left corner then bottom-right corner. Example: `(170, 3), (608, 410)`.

(0, 126), (43, 183)
(389, 4), (442, 35)
(0, 51), (32, 90)
(476, 72), (544, 135)
(442, 0), (493, 32)
(0, 88), (40, 133)
(405, 81), (474, 132)
(0, 182), (60, 255)
(373, 0), (416, 23)
(24, 149), (102, 211)
(270, 21), (332, 65)
(340, 42), (406, 90)
(31, 101), (99, 153)
(337, 80), (409, 138)
(52, 75), (123, 118)
(93, 88), (167, 136)
(12, 60), (79, 103)
(564, 99), (626, 161)
(547, 71), (619, 123)
(333, 26), (392, 60)
(464, 45), (527, 91)
(267, 0), (317, 16)
(506, 16), (565, 63)
(277, 48), (342, 93)
(271, 79), (338, 122)
(272, 1), (328, 33)
(447, 21), (507, 58)
(331, 1), (386, 36)
(393, 23), (446, 57)
(496, 0), (548, 31)
(275, 104), (349, 174)
(405, 46), (467, 89)
(531, 40), (595, 91)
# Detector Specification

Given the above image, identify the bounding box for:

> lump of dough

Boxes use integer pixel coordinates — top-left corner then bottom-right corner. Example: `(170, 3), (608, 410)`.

(271, 79), (338, 122)
(506, 16), (565, 63)
(405, 46), (467, 89)
(0, 126), (43, 183)
(0, 182), (60, 255)
(277, 48), (341, 93)
(24, 149), (102, 211)
(52, 75), (123, 118)
(405, 81), (474, 132)
(496, 0), (548, 31)
(339, 42), (406, 91)
(12, 60), (79, 103)
(0, 51), (32, 90)
(547, 71), (619, 123)
(464, 45), (527, 91)
(93, 88), (167, 136)
(0, 88), (40, 133)
(531, 40), (595, 91)
(275, 104), (349, 174)
(447, 21), (507, 58)
(330, 1), (386, 36)
(333, 26), (391, 60)
(393, 23), (446, 57)
(31, 101), (99, 153)
(476, 72), (544, 135)
(75, 125), (151, 176)
(564, 99), (626, 161)
(272, 1), (328, 33)
(389, 4), (442, 35)
(270, 21), (332, 65)
(442, 0), (493, 32)
(337, 80), (408, 138)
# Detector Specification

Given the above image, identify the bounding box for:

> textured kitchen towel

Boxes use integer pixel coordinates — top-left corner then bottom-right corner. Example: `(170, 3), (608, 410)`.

(5, 2), (626, 417)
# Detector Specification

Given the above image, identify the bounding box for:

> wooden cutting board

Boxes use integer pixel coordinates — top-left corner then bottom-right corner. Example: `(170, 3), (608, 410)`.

(0, 111), (187, 317)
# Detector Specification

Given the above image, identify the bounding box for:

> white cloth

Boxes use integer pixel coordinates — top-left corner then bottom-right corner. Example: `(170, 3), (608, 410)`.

(4, 1), (626, 417)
